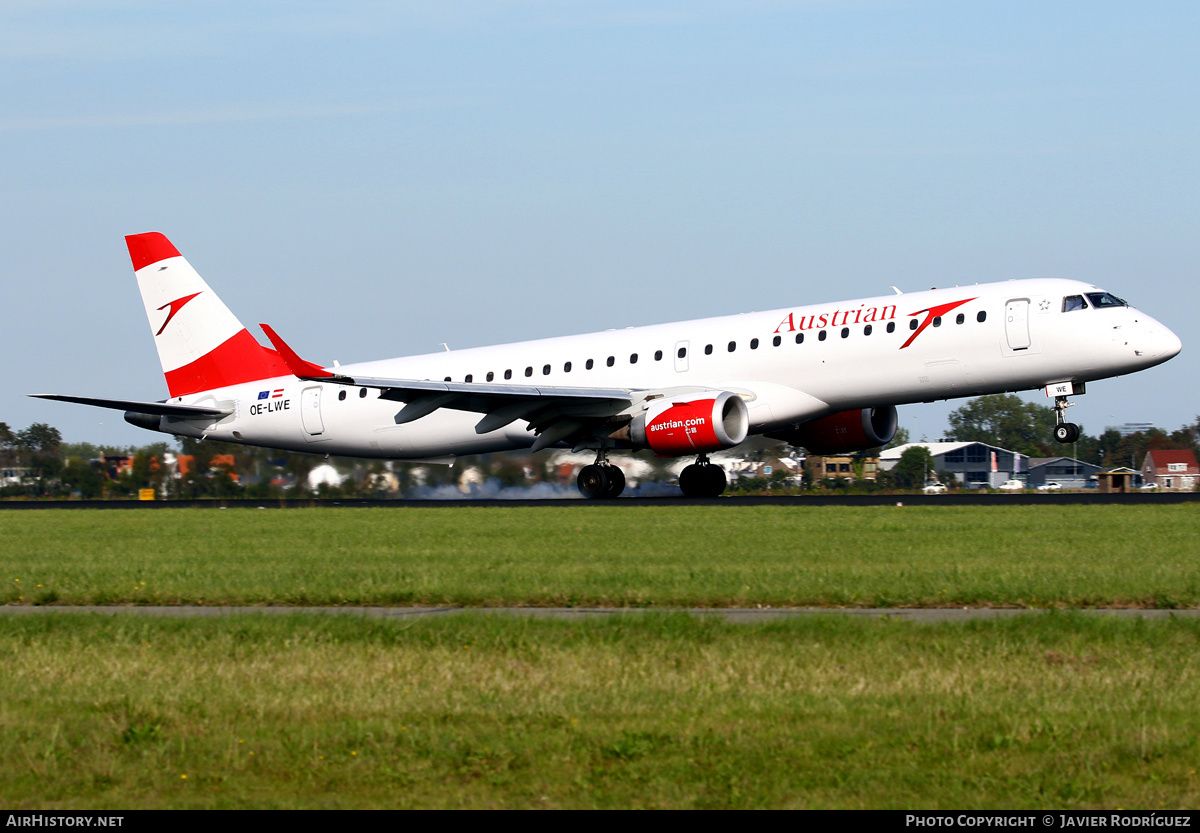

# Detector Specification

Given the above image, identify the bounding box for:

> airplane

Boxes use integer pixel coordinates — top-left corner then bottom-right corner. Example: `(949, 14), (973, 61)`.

(32, 232), (1182, 498)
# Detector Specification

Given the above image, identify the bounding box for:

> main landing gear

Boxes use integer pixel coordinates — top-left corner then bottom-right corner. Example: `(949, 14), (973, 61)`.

(577, 449), (626, 499)
(1052, 395), (1080, 444)
(678, 454), (727, 498)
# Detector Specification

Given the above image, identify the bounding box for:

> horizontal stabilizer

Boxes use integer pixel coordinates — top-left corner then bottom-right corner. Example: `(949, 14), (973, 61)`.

(28, 394), (232, 419)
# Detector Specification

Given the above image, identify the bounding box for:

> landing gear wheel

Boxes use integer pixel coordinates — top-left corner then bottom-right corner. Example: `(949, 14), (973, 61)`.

(602, 465), (626, 498)
(703, 464), (727, 496)
(679, 464), (705, 497)
(679, 464), (727, 498)
(577, 464), (611, 499)
(1053, 422), (1080, 443)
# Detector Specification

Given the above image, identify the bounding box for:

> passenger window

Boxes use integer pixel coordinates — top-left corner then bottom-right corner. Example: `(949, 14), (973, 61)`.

(359, 388), (368, 398)
(864, 325), (872, 336)
(840, 327), (849, 338)
(654, 350), (663, 361)
(338, 390), (347, 401)
(606, 356), (615, 367)
(525, 367), (533, 377)
(933, 317), (941, 328)
(1062, 295), (1088, 312)
(795, 333), (804, 344)
(630, 353), (638, 364)
(909, 319), (919, 331)
(465, 374), (473, 383)
(564, 362), (572, 372)
(444, 376), (451, 382)
(818, 331), (827, 342)
(956, 313), (965, 324)
(504, 369), (512, 380)
(586, 359), (594, 370)
(977, 311), (987, 323)
(728, 341), (736, 352)
(486, 371), (494, 382)
(705, 344), (713, 355)
(773, 335), (781, 347)
(542, 364), (551, 375)
(750, 338), (759, 349)
(677, 347), (687, 359)
(887, 321), (896, 333)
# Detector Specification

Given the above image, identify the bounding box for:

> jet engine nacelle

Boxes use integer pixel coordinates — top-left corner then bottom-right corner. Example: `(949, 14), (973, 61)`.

(629, 391), (749, 456)
(778, 406), (898, 454)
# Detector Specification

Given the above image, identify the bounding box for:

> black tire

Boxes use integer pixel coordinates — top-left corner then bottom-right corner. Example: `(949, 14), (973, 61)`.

(577, 465), (610, 499)
(1054, 423), (1079, 444)
(703, 465), (727, 497)
(678, 464), (704, 497)
(602, 465), (626, 498)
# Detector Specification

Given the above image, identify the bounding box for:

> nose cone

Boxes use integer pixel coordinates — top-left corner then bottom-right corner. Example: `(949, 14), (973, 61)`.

(1141, 316), (1182, 363)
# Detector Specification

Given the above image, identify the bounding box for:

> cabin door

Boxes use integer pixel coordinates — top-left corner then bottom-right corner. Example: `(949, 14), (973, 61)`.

(301, 386), (325, 438)
(1004, 299), (1031, 350)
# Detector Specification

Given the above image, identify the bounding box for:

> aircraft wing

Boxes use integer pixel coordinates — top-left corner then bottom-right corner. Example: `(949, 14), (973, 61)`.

(334, 374), (638, 450)
(27, 394), (232, 418)
(260, 323), (640, 450)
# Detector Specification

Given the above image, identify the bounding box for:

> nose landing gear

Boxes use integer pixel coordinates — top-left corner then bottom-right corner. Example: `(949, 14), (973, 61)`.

(678, 454), (727, 498)
(1052, 395), (1080, 444)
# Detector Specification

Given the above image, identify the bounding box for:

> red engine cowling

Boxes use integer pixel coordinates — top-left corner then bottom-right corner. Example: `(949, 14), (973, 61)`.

(779, 406), (898, 454)
(629, 391), (749, 456)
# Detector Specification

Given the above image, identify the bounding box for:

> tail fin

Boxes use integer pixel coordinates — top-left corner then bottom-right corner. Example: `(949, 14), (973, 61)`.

(126, 232), (288, 398)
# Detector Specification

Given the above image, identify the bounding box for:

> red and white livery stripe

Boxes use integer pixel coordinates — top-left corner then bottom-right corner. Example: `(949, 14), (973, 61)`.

(126, 233), (288, 398)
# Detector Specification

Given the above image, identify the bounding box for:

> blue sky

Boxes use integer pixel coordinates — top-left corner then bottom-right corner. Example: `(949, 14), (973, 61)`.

(4, 1), (1198, 449)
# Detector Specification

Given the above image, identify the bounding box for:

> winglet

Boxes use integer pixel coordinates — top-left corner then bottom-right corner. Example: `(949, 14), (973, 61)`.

(259, 324), (337, 380)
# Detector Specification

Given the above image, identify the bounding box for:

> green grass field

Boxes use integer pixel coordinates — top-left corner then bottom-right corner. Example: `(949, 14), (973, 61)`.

(3, 504), (1199, 808)
(2, 505), (1198, 607)
(1, 613), (1199, 809)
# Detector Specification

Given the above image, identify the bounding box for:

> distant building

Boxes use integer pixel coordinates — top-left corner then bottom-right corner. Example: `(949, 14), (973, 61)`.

(173, 454), (239, 482)
(808, 455), (878, 481)
(880, 441), (1029, 489)
(1141, 449), (1199, 491)
(731, 455), (804, 484)
(1098, 467), (1139, 493)
(102, 455), (134, 480)
(1105, 422), (1159, 437)
(1025, 457), (1101, 489)
(1, 467), (28, 486)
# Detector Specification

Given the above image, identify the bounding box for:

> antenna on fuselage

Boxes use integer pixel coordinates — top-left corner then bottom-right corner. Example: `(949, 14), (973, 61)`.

(891, 286), (903, 295)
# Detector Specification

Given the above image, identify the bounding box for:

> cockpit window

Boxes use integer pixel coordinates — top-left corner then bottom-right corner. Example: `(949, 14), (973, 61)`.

(1086, 292), (1127, 309)
(1062, 295), (1088, 312)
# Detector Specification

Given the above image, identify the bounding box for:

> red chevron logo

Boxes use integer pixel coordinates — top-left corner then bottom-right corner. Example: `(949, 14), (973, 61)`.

(155, 292), (202, 336)
(900, 297), (976, 349)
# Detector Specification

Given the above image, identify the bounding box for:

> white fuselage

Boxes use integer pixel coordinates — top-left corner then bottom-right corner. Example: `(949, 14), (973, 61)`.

(166, 278), (1181, 459)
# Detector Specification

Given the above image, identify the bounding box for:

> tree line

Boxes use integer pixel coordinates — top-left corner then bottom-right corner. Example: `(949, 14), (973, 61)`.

(3, 394), (1197, 497)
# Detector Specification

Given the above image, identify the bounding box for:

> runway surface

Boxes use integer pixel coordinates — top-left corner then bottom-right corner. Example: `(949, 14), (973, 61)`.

(1, 493), (1197, 509)
(2, 606), (1197, 622)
